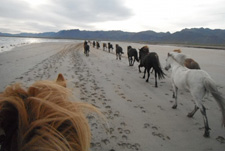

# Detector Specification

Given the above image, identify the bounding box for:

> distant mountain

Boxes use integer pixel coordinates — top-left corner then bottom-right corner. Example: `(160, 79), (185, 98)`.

(1, 28), (225, 46)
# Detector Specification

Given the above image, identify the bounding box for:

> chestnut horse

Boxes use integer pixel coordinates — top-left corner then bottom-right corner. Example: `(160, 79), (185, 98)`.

(173, 49), (200, 69)
(103, 43), (107, 51)
(0, 74), (102, 151)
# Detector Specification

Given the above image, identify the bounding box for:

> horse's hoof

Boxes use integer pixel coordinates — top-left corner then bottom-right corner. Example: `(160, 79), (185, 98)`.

(172, 105), (177, 109)
(203, 132), (210, 138)
(187, 113), (194, 118)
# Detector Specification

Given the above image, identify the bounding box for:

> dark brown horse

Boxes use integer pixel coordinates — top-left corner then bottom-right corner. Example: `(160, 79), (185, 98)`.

(96, 42), (100, 49)
(103, 43), (107, 51)
(139, 48), (166, 87)
(127, 46), (139, 66)
(138, 46), (149, 72)
(93, 41), (96, 48)
(108, 43), (113, 53)
(116, 44), (123, 60)
(84, 44), (90, 56)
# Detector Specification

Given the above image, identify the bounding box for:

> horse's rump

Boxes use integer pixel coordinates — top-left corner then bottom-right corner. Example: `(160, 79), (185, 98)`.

(85, 44), (89, 51)
(128, 48), (139, 62)
(116, 45), (123, 54)
(143, 52), (165, 79)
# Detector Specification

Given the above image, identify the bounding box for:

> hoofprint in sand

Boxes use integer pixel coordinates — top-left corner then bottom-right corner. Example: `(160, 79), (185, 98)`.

(0, 41), (225, 151)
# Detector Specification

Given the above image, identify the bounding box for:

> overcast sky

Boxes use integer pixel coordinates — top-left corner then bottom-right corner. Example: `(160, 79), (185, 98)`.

(0, 0), (225, 34)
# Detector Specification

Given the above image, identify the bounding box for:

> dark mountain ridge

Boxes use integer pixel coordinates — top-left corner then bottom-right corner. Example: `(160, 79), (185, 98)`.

(1, 28), (225, 46)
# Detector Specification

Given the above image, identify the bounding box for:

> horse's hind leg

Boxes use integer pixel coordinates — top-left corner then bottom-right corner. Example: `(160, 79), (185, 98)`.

(139, 65), (141, 73)
(132, 58), (135, 66)
(198, 103), (210, 137)
(129, 58), (132, 66)
(143, 68), (146, 79)
(154, 70), (158, 87)
(191, 90), (210, 137)
(146, 68), (150, 82)
(172, 85), (178, 109)
(187, 105), (199, 117)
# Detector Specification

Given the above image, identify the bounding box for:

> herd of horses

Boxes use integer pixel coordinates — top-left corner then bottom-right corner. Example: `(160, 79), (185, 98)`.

(85, 40), (225, 138)
(0, 41), (224, 150)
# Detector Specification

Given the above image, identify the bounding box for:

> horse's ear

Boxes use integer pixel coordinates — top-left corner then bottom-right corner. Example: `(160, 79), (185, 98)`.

(56, 73), (66, 87)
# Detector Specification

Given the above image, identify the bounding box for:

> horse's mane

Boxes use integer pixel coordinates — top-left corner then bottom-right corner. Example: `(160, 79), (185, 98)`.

(0, 74), (102, 151)
(169, 52), (187, 66)
(143, 46), (148, 49)
(173, 49), (182, 53)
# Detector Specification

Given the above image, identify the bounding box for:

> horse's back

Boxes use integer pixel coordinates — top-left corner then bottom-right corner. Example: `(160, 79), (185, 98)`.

(85, 44), (89, 51)
(144, 52), (158, 64)
(184, 58), (201, 69)
(174, 68), (211, 90)
(116, 46), (122, 53)
(128, 48), (137, 56)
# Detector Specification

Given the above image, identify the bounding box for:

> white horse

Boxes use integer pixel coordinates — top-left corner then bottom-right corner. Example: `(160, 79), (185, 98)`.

(165, 52), (225, 137)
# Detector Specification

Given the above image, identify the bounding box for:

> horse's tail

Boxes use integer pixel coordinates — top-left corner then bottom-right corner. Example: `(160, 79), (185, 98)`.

(154, 54), (166, 79)
(154, 65), (166, 79)
(204, 77), (225, 127)
(135, 51), (139, 62)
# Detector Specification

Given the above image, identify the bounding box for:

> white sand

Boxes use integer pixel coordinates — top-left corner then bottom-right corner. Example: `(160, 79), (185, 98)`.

(0, 41), (225, 151)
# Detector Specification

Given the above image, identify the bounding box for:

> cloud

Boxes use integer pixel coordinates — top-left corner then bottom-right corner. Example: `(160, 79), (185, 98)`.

(50, 0), (133, 22)
(0, 0), (133, 33)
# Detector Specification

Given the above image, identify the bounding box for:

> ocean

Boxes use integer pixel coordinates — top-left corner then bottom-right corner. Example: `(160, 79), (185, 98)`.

(0, 36), (81, 53)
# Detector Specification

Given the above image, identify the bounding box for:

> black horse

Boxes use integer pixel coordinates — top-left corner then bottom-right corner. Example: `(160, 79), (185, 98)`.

(116, 44), (123, 60)
(127, 46), (139, 66)
(138, 46), (149, 72)
(84, 44), (90, 56)
(108, 43), (113, 53)
(96, 42), (100, 49)
(93, 41), (96, 48)
(139, 49), (165, 87)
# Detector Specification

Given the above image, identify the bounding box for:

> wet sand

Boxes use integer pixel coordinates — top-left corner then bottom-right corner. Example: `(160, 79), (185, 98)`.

(0, 41), (225, 151)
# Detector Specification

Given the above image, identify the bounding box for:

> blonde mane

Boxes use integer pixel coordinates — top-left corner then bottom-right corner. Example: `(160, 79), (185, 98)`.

(0, 74), (101, 151)
(173, 49), (182, 53)
(143, 46), (149, 49)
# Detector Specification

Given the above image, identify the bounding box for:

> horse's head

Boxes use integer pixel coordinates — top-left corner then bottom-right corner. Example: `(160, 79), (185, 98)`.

(165, 52), (187, 70)
(165, 52), (173, 70)
(0, 74), (102, 151)
(127, 46), (132, 51)
(139, 46), (149, 60)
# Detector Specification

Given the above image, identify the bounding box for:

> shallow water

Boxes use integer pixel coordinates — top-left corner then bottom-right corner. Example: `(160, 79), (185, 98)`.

(0, 36), (81, 53)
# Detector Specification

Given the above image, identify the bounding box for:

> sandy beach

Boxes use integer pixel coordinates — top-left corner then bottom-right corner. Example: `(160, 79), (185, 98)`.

(0, 41), (225, 151)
